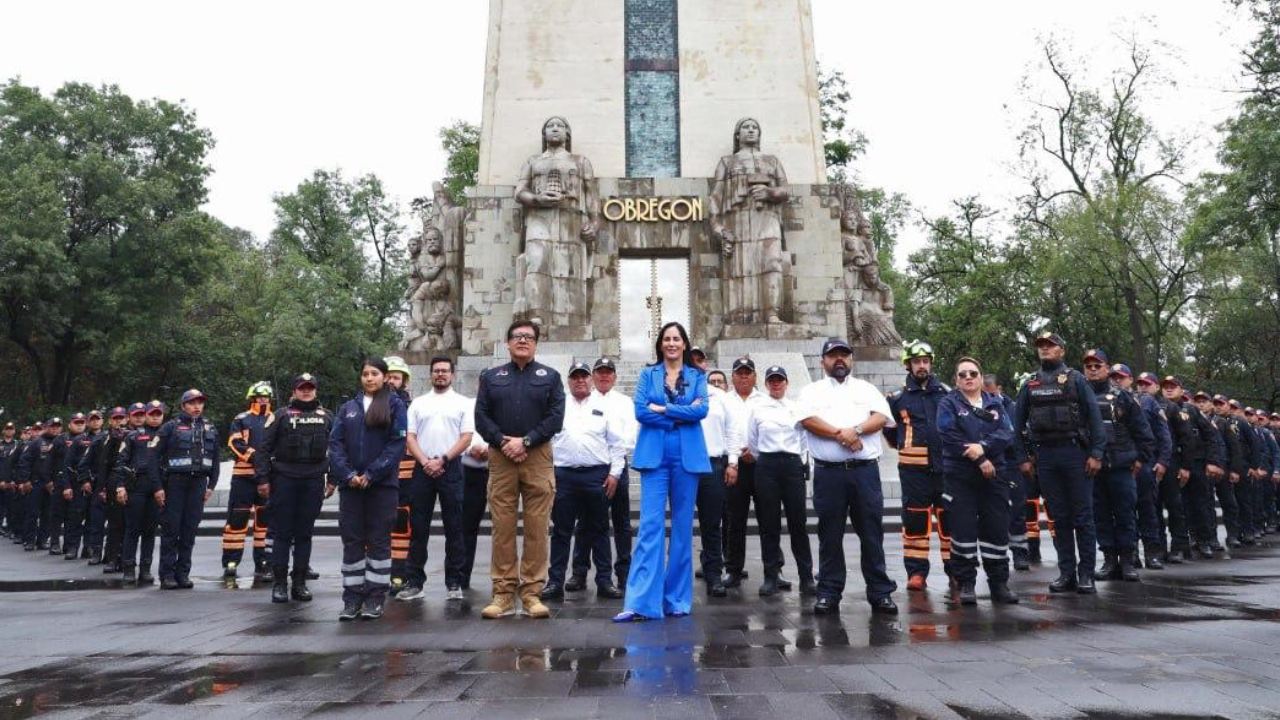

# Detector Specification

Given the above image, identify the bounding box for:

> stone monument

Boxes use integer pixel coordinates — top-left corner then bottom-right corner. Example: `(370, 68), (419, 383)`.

(402, 0), (899, 400)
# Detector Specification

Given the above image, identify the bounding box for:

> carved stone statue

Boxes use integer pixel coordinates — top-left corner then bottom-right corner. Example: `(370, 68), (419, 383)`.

(401, 182), (462, 352)
(513, 116), (599, 330)
(709, 118), (791, 326)
(839, 186), (901, 346)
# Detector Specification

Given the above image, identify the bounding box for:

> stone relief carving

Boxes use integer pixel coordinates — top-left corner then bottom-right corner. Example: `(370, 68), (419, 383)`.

(838, 185), (901, 346)
(401, 182), (463, 352)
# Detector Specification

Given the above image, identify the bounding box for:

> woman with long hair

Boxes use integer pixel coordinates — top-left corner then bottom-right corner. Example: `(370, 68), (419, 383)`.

(329, 358), (408, 621)
(613, 322), (710, 622)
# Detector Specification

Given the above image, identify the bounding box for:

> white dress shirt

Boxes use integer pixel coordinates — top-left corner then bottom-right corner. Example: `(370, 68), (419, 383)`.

(723, 387), (767, 464)
(796, 376), (895, 461)
(406, 388), (474, 457)
(460, 397), (489, 469)
(748, 395), (807, 456)
(552, 393), (627, 476)
(594, 388), (637, 452)
(700, 386), (742, 460)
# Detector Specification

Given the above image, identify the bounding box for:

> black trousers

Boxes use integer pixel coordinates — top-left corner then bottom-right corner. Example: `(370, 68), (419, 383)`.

(754, 452), (812, 580)
(62, 488), (91, 555)
(943, 463), (1011, 584)
(1213, 476), (1239, 541)
(405, 460), (466, 589)
(122, 491), (159, 572)
(723, 459), (757, 577)
(1180, 466), (1214, 544)
(339, 484), (397, 603)
(696, 457), (728, 581)
(812, 460), (895, 602)
(572, 463), (631, 584)
(159, 474), (208, 581)
(103, 495), (125, 563)
(460, 464), (489, 587)
(1157, 466), (1190, 551)
(550, 465), (612, 589)
(268, 473), (325, 574)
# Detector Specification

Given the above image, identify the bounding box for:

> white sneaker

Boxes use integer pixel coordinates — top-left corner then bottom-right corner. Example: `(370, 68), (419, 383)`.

(396, 585), (425, 601)
(446, 586), (463, 601)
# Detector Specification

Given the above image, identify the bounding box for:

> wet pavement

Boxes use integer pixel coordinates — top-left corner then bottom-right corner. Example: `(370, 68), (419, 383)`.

(2, 533), (1280, 719)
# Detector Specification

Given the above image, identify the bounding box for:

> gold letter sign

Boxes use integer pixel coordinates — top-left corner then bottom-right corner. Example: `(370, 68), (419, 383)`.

(602, 197), (705, 223)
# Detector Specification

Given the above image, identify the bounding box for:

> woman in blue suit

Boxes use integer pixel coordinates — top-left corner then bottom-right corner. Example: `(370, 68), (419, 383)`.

(614, 322), (710, 622)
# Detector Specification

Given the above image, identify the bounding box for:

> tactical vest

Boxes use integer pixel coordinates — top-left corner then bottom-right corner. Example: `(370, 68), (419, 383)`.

(0, 440), (16, 481)
(165, 417), (217, 473)
(274, 408), (329, 464)
(1171, 404), (1205, 461)
(1096, 387), (1137, 465)
(1026, 369), (1083, 444)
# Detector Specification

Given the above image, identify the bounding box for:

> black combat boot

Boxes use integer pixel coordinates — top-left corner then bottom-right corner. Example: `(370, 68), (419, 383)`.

(1142, 541), (1164, 570)
(291, 571), (312, 602)
(1076, 571), (1097, 595)
(254, 561), (272, 582)
(758, 573), (779, 597)
(1098, 551), (1120, 580)
(1122, 550), (1140, 582)
(122, 563), (137, 583)
(1011, 547), (1031, 571)
(1049, 573), (1077, 593)
(989, 581), (1020, 605)
(271, 566), (289, 603)
(1027, 540), (1042, 564)
(306, 565), (319, 580)
(957, 580), (977, 606)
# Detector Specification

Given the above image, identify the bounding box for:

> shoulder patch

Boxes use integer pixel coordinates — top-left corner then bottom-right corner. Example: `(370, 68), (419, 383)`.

(263, 414), (276, 428)
(235, 412), (248, 420)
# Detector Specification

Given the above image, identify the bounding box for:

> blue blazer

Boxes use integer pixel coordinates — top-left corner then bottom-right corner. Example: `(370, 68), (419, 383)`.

(632, 363), (711, 474)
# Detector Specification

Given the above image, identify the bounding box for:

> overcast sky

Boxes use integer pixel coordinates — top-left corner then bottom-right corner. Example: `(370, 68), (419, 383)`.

(0, 1), (1256, 258)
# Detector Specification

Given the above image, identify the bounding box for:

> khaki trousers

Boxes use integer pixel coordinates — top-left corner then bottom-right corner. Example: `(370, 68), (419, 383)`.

(488, 442), (555, 599)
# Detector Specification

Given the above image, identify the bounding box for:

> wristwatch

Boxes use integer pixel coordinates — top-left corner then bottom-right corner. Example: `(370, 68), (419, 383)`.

(522, 435), (532, 448)
(853, 424), (864, 436)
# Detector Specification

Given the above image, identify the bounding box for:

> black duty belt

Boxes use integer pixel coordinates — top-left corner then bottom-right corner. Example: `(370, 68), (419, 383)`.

(814, 458), (876, 469)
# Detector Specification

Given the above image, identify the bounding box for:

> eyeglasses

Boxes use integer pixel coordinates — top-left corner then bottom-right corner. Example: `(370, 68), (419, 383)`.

(510, 333), (537, 342)
(956, 370), (981, 380)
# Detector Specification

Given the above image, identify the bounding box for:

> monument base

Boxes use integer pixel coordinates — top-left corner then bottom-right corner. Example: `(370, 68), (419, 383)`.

(720, 322), (814, 341)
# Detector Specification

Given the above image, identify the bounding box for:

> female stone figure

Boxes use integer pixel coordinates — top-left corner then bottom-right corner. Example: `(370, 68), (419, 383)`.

(709, 118), (790, 325)
(513, 116), (600, 329)
(838, 187), (901, 346)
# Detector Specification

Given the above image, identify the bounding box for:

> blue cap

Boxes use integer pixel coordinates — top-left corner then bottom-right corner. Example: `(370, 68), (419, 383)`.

(821, 338), (853, 355)
(180, 388), (207, 404)
(1109, 363), (1132, 378)
(764, 365), (788, 380)
(1083, 348), (1109, 364)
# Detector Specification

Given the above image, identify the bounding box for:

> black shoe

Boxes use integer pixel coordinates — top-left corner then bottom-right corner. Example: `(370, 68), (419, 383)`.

(1076, 574), (1097, 594)
(23, 543), (34, 552)
(87, 555), (102, 566)
(161, 577), (180, 590)
(254, 563), (272, 582)
(597, 584), (624, 600)
(1226, 537), (1242, 549)
(1049, 574), (1077, 593)
(306, 566), (319, 580)
(137, 572), (154, 585)
(563, 575), (586, 592)
(870, 596), (898, 615)
(1122, 552), (1140, 582)
(63, 552), (77, 561)
(36, 541), (47, 550)
(539, 584), (565, 601)
(799, 577), (817, 596)
(707, 582), (727, 598)
(48, 541), (61, 555)
(722, 572), (743, 589)
(1209, 540), (1225, 552)
(177, 576), (194, 589)
(1027, 544), (1042, 564)
(776, 576), (792, 591)
(758, 575), (779, 597)
(122, 566), (137, 583)
(1012, 549), (1030, 572)
(103, 560), (122, 574)
(291, 572), (312, 602)
(339, 599), (362, 621)
(957, 581), (977, 606)
(1168, 548), (1186, 564)
(80, 546), (91, 559)
(695, 568), (704, 579)
(812, 597), (840, 615)
(361, 598), (385, 619)
(272, 568), (289, 603)
(1194, 543), (1214, 559)
(989, 581), (1020, 604)
(1098, 552), (1120, 580)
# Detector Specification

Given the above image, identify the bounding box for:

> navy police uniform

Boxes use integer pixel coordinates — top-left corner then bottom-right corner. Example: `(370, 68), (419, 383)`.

(114, 410), (164, 581)
(1087, 373), (1154, 579)
(1133, 390), (1173, 566)
(885, 373), (952, 582)
(154, 395), (220, 586)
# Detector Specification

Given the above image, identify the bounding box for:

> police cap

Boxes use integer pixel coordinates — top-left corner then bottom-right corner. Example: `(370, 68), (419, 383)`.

(567, 362), (591, 377)
(732, 357), (756, 373)
(592, 357), (616, 372)
(764, 365), (788, 381)
(293, 373), (318, 390)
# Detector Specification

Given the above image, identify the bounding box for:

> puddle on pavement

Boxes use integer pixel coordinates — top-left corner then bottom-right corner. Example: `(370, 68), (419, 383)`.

(0, 578), (129, 592)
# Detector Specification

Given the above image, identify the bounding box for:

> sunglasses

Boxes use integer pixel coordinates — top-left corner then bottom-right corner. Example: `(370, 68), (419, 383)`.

(956, 370), (981, 380)
(1083, 363), (1106, 370)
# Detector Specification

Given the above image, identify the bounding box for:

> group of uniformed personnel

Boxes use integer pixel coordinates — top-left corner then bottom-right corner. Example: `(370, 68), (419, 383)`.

(2, 330), (1278, 619)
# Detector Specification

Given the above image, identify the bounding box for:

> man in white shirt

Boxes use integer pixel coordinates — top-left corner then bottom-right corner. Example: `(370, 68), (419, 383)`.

(723, 357), (767, 588)
(567, 358), (637, 592)
(693, 350), (740, 597)
(459, 398), (489, 590)
(796, 338), (899, 616)
(542, 362), (628, 600)
(402, 357), (475, 601)
(748, 365), (815, 597)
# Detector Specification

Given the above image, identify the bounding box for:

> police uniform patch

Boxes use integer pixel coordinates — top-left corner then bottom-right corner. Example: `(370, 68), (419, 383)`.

(1057, 374), (1068, 384)
(536, 368), (548, 377)
(1179, 411), (1190, 421)
(148, 437), (160, 448)
(497, 369), (509, 376)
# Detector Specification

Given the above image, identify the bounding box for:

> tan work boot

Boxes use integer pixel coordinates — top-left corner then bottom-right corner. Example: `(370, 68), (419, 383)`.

(521, 595), (551, 619)
(481, 594), (516, 619)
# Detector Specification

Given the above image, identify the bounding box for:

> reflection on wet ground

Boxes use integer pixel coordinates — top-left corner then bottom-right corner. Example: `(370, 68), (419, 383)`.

(2, 536), (1280, 718)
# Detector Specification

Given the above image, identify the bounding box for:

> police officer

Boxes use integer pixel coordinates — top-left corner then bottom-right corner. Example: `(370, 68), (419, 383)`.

(46, 417), (73, 555)
(1161, 377), (1225, 560)
(59, 412), (97, 560)
(81, 407), (129, 568)
(1135, 374), (1188, 563)
(114, 401), (165, 584)
(18, 419), (60, 552)
(543, 361), (627, 601)
(1202, 393), (1245, 549)
(1112, 366), (1172, 569)
(1011, 331), (1106, 594)
(747, 365), (815, 597)
(154, 389), (220, 590)
(984, 374), (1030, 571)
(797, 338), (898, 616)
(885, 340), (951, 592)
(1249, 408), (1279, 531)
(384, 355), (416, 596)
(9, 424), (36, 543)
(938, 357), (1019, 605)
(1220, 399), (1259, 545)
(223, 382), (274, 582)
(256, 374), (332, 603)
(0, 422), (18, 538)
(1082, 350), (1154, 582)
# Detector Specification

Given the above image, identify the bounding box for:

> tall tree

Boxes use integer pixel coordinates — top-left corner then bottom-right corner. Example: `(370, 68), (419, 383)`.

(438, 120), (480, 205)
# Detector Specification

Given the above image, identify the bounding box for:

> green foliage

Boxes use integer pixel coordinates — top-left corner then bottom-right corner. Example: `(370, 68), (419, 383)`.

(438, 120), (480, 205)
(818, 64), (868, 186)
